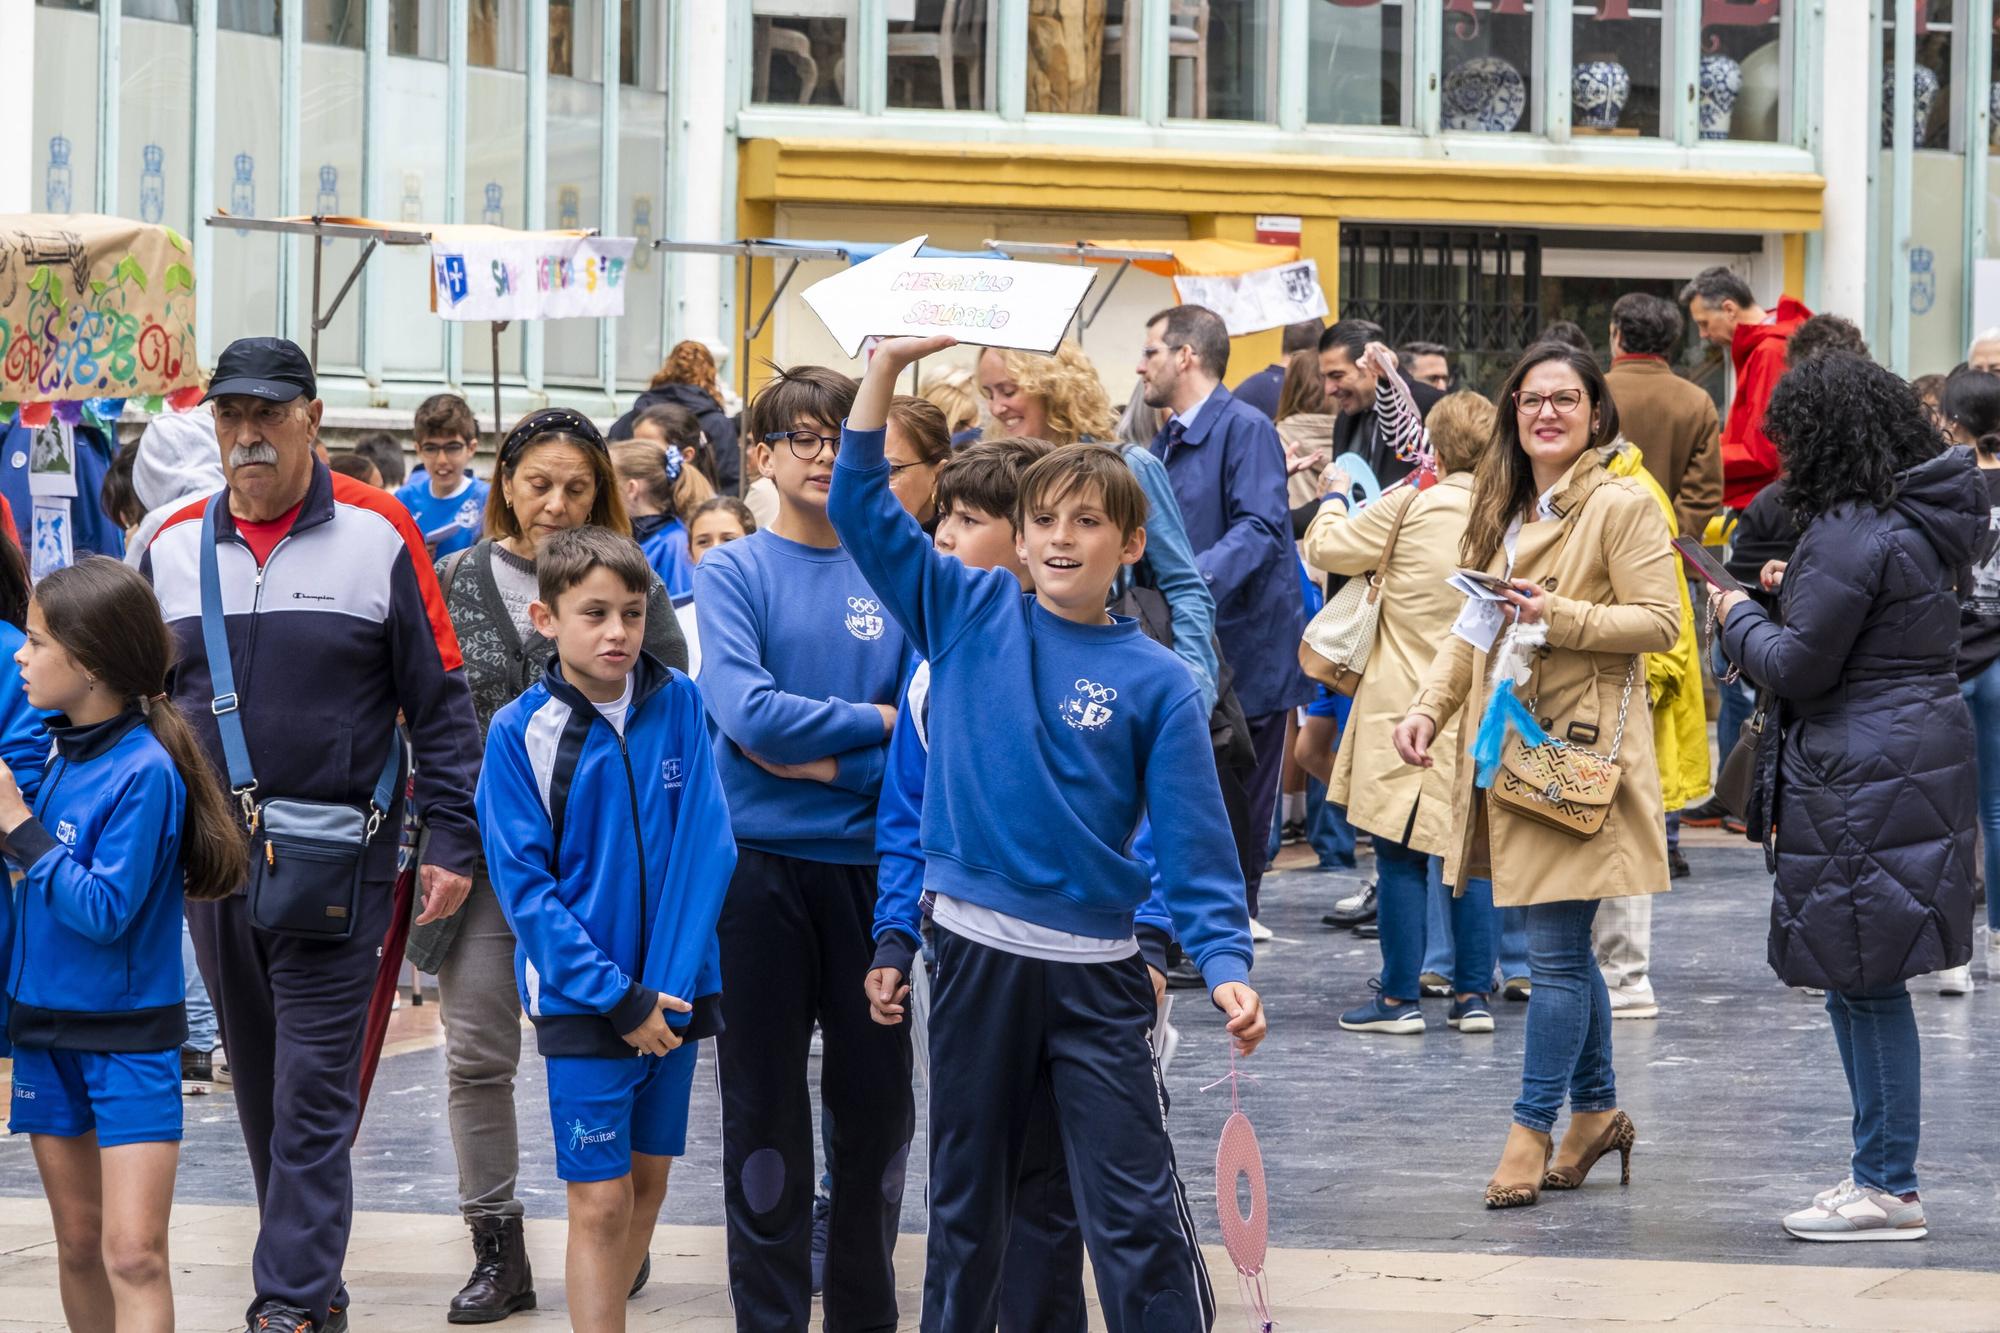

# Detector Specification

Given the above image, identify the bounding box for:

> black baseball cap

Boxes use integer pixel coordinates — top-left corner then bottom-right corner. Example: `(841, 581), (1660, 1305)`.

(203, 337), (317, 404)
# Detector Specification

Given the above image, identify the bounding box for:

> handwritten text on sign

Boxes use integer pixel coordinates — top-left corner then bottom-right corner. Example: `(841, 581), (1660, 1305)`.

(429, 230), (639, 323)
(802, 237), (1094, 357)
(0, 215), (199, 405)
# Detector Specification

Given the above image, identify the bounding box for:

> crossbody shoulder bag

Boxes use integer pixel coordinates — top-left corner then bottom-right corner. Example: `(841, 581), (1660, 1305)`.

(200, 494), (401, 941)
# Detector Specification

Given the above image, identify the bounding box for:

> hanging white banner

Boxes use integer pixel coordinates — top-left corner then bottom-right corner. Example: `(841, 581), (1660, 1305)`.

(428, 228), (638, 322)
(800, 235), (1096, 357)
(1173, 259), (1330, 337)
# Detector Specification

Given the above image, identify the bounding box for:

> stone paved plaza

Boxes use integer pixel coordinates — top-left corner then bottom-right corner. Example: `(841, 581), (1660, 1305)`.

(1, 829), (1997, 1329)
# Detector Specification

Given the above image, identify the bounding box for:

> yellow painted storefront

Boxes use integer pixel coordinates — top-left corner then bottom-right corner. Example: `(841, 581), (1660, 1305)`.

(737, 137), (1824, 391)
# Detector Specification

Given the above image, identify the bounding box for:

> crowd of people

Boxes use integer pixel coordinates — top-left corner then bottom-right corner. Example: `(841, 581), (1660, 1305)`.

(0, 262), (1993, 1333)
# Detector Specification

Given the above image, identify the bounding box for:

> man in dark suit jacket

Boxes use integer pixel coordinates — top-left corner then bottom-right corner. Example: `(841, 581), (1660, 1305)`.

(1319, 319), (1445, 489)
(1141, 303), (1310, 925)
(1605, 292), (1723, 542)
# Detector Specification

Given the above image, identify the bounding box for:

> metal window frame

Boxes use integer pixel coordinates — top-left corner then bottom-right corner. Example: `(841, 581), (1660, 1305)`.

(1964, 0), (1992, 345)
(1338, 224), (1546, 363)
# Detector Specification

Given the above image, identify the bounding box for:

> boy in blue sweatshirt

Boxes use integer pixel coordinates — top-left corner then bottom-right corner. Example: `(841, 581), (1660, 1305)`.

(477, 527), (736, 1333)
(693, 365), (914, 1331)
(833, 337), (1266, 1333)
(394, 393), (489, 556)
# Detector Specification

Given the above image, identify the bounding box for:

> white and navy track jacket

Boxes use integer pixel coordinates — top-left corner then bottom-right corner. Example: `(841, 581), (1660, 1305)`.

(142, 464), (482, 881)
(478, 653), (737, 1056)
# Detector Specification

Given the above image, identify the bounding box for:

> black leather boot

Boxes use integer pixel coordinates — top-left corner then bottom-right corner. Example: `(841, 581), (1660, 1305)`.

(447, 1216), (537, 1325)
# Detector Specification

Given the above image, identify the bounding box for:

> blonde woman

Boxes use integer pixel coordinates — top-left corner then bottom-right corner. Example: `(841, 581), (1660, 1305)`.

(1304, 393), (1501, 1038)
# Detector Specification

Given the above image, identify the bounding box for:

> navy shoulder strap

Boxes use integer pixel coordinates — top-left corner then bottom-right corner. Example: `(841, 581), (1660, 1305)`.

(198, 493), (402, 815)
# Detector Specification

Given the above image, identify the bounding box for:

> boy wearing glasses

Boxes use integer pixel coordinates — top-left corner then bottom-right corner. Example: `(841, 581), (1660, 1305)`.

(693, 365), (914, 1331)
(395, 392), (488, 557)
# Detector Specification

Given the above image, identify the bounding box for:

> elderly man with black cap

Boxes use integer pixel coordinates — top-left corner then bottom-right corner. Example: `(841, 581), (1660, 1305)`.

(140, 337), (481, 1333)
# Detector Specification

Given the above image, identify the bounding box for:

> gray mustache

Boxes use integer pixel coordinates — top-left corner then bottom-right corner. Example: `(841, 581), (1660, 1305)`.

(229, 443), (280, 468)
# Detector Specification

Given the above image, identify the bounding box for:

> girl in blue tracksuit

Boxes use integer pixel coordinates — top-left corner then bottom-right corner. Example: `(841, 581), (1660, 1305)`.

(2, 556), (245, 1331)
(613, 439), (710, 598)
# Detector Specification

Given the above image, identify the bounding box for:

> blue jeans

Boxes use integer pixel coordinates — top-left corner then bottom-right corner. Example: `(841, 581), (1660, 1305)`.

(1826, 985), (1921, 1196)
(182, 913), (218, 1053)
(1424, 876), (1528, 985)
(1960, 659), (2000, 930)
(1307, 777), (1356, 868)
(1514, 900), (1616, 1134)
(1378, 838), (1495, 999)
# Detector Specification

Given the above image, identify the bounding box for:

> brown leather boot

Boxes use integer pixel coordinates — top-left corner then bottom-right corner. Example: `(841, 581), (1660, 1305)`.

(447, 1215), (536, 1324)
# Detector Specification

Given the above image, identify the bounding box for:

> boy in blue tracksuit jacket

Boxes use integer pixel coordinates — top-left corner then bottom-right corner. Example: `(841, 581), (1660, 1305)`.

(833, 337), (1267, 1333)
(477, 527), (735, 1330)
(694, 365), (913, 1332)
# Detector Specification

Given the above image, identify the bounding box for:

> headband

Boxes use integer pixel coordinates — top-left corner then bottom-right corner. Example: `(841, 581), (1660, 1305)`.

(499, 408), (607, 467)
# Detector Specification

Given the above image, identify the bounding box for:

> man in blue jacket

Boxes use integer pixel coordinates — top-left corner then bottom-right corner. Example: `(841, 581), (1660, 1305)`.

(1140, 303), (1311, 927)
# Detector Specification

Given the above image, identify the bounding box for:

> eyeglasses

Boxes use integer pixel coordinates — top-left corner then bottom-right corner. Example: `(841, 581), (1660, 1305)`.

(417, 440), (470, 458)
(1513, 389), (1586, 416)
(888, 461), (925, 479)
(764, 429), (840, 461)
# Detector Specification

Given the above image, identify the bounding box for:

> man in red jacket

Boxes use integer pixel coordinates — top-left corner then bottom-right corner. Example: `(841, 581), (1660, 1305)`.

(1680, 267), (1811, 511)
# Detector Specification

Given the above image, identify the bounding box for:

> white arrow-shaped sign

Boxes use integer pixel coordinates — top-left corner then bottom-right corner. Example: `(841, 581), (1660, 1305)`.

(800, 235), (1098, 358)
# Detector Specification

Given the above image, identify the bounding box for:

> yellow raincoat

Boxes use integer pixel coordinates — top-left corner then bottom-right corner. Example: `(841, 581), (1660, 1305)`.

(1605, 441), (1711, 812)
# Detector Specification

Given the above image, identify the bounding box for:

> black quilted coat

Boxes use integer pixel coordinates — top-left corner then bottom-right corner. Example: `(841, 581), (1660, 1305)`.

(1720, 447), (1985, 993)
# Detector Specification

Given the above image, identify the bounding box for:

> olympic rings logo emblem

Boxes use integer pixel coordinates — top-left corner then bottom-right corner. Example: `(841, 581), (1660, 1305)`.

(1073, 679), (1118, 704)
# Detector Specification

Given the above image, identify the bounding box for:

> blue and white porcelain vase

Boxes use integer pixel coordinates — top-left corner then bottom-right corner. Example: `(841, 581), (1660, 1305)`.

(1699, 53), (1742, 140)
(1572, 59), (1631, 130)
(1881, 63), (1941, 147)
(1443, 56), (1528, 133)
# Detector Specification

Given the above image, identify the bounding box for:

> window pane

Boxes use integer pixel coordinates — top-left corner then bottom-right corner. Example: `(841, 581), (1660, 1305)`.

(1570, 3), (1667, 139)
(618, 82), (668, 384)
(471, 0), (527, 71)
(212, 30), (281, 340)
(888, 0), (991, 110)
(392, 0), (447, 59)
(752, 5), (855, 107)
(1698, 0), (1788, 143)
(1881, 1), (1954, 151)
(32, 4), (98, 212)
(377, 55), (448, 378)
(121, 14), (194, 235)
(127, 1), (192, 18)
(220, 0), (278, 35)
(1308, 0), (1409, 127)
(306, 0), (363, 46)
(297, 45), (365, 371)
(547, 0), (604, 384)
(1026, 0), (1110, 113)
(620, 0), (666, 89)
(1441, 0), (1541, 134)
(466, 6), (526, 380)
(1177, 0), (1273, 121)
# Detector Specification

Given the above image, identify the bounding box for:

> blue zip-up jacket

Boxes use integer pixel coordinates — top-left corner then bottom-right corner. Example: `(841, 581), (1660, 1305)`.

(694, 528), (907, 864)
(1120, 443), (1219, 717)
(831, 424), (1252, 991)
(633, 513), (697, 598)
(3, 710), (186, 1052)
(478, 652), (736, 1058)
(0, 624), (50, 807)
(873, 660), (1175, 978)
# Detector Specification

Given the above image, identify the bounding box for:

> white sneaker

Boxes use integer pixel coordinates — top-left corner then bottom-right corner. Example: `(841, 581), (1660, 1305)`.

(1936, 964), (1974, 996)
(1333, 885), (1370, 914)
(1783, 1181), (1927, 1242)
(1607, 980), (1659, 1020)
(1248, 917), (1273, 943)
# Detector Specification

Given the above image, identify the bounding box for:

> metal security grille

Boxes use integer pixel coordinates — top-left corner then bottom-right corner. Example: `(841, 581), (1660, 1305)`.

(1338, 227), (1544, 368)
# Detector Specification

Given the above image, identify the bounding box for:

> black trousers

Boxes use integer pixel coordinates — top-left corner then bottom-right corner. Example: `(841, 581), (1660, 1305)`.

(1240, 709), (1291, 918)
(716, 848), (914, 1332)
(188, 880), (392, 1326)
(923, 927), (1214, 1333)
(999, 1076), (1087, 1333)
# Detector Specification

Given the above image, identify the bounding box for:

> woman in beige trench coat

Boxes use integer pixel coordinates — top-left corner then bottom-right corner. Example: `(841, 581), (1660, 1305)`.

(1302, 391), (1502, 1038)
(1393, 343), (1679, 1211)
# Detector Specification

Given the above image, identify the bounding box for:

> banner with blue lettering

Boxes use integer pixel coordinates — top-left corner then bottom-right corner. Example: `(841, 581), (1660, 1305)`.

(428, 226), (637, 322)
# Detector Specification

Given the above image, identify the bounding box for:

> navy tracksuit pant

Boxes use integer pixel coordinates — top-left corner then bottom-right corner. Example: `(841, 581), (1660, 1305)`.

(716, 848), (914, 1332)
(188, 877), (392, 1327)
(924, 926), (1215, 1333)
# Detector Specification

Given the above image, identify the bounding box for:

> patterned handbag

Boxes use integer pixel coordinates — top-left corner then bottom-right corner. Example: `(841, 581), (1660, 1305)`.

(1298, 490), (1415, 697)
(1489, 658), (1637, 839)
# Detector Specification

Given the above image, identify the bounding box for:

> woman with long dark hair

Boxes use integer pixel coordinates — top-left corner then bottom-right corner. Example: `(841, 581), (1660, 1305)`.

(1715, 353), (1984, 1241)
(1394, 342), (1679, 1209)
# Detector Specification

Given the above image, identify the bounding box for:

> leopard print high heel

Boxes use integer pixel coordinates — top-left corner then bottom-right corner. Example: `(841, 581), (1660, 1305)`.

(1544, 1110), (1637, 1190)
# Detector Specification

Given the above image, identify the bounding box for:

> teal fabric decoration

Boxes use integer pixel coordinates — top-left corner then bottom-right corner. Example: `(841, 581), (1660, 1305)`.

(1472, 679), (1548, 789)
